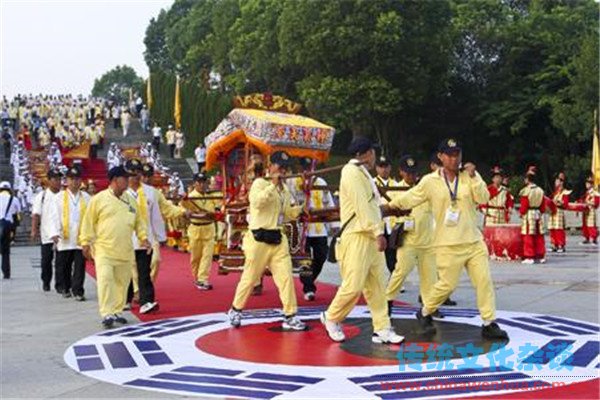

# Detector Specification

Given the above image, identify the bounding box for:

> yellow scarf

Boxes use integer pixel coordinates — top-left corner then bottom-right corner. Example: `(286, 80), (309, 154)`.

(136, 186), (148, 220)
(62, 190), (86, 241)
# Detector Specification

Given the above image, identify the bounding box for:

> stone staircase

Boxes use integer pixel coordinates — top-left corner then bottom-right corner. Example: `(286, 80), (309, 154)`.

(102, 119), (195, 187)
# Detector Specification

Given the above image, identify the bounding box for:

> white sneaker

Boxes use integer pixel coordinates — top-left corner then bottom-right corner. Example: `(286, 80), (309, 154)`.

(140, 301), (159, 314)
(304, 292), (315, 301)
(538, 258), (547, 264)
(282, 316), (307, 331)
(320, 312), (345, 342)
(521, 259), (534, 265)
(228, 308), (242, 328)
(372, 327), (405, 344)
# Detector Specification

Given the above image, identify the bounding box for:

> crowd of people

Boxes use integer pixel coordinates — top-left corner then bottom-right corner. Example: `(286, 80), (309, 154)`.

(0, 95), (598, 342)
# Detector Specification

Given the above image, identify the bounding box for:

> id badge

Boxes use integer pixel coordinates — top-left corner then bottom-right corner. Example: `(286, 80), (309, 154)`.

(444, 207), (460, 227)
(404, 218), (415, 231)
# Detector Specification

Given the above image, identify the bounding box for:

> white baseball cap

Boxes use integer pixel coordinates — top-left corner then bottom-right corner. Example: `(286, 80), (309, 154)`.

(0, 181), (11, 190)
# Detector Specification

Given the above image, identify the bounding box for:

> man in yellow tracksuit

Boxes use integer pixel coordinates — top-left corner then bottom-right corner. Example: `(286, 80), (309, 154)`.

(228, 151), (307, 331)
(181, 173), (220, 290)
(79, 165), (149, 329)
(388, 138), (508, 340)
(321, 137), (404, 344)
(385, 155), (437, 314)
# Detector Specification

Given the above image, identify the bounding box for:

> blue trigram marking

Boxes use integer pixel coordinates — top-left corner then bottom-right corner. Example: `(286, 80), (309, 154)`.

(74, 344), (104, 372)
(126, 379), (281, 399)
(521, 339), (575, 364)
(131, 340), (172, 366)
(173, 366), (245, 376)
(73, 345), (98, 357)
(149, 320), (221, 338)
(349, 366), (511, 384)
(536, 316), (600, 333)
(562, 341), (600, 368)
(376, 380), (550, 399)
(125, 366), (323, 399)
(365, 371), (532, 392)
(495, 318), (566, 337)
(388, 306), (479, 318)
(103, 342), (137, 368)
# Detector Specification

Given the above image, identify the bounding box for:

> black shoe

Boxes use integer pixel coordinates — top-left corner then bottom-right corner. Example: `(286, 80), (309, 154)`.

(387, 300), (394, 317)
(551, 247), (557, 252)
(113, 314), (128, 324)
(74, 295), (86, 302)
(252, 284), (263, 296)
(62, 291), (72, 298)
(482, 322), (509, 340)
(102, 316), (115, 329)
(443, 297), (457, 306)
(418, 295), (422, 304)
(431, 310), (445, 319)
(3, 276), (9, 280)
(42, 283), (50, 292)
(416, 309), (436, 335)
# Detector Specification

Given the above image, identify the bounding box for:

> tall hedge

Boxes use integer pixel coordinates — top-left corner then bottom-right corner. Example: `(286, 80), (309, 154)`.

(145, 71), (233, 156)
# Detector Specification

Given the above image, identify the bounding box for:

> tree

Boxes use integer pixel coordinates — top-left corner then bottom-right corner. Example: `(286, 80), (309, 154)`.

(91, 65), (143, 103)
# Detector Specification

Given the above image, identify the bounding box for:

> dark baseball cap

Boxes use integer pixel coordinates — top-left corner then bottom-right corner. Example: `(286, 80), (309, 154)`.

(376, 156), (391, 167)
(142, 163), (154, 177)
(193, 172), (208, 182)
(124, 158), (143, 174)
(347, 136), (380, 155)
(108, 166), (131, 180)
(438, 138), (462, 154)
(47, 169), (63, 179)
(270, 151), (291, 167)
(398, 155), (418, 173)
(66, 166), (82, 178)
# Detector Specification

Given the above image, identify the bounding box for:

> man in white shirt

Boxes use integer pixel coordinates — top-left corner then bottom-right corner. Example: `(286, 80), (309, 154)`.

(373, 156), (399, 273)
(151, 123), (162, 152)
(194, 143), (206, 173)
(125, 159), (164, 314)
(294, 158), (336, 301)
(49, 166), (90, 300)
(0, 182), (20, 279)
(31, 169), (62, 291)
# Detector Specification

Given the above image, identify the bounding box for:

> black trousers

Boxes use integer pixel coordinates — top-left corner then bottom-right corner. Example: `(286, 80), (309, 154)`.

(113, 118), (119, 129)
(169, 144), (175, 158)
(90, 144), (98, 159)
(127, 250), (154, 305)
(383, 232), (397, 274)
(300, 236), (329, 293)
(1, 222), (12, 278)
(40, 243), (55, 288)
(197, 162), (205, 173)
(55, 249), (85, 296)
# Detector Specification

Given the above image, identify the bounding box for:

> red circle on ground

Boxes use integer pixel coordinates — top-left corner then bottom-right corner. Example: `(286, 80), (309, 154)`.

(196, 320), (404, 366)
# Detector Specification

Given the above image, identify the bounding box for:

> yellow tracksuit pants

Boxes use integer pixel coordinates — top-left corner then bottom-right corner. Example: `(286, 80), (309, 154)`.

(232, 233), (297, 316)
(188, 224), (215, 283)
(325, 232), (390, 332)
(150, 242), (161, 282)
(95, 256), (133, 318)
(386, 246), (437, 303)
(424, 241), (496, 321)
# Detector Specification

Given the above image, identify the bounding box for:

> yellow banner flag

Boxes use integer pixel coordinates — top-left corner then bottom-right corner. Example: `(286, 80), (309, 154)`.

(592, 109), (600, 187)
(146, 75), (152, 110)
(174, 76), (182, 129)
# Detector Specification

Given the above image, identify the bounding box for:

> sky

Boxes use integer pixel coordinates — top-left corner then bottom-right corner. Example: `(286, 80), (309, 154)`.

(0, 0), (173, 98)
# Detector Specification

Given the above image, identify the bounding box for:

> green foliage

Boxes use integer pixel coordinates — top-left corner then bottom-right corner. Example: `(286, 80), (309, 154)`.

(145, 72), (232, 156)
(142, 0), (599, 190)
(92, 65), (143, 103)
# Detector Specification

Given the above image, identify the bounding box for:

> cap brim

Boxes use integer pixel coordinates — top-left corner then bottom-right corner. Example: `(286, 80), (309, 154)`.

(440, 147), (462, 154)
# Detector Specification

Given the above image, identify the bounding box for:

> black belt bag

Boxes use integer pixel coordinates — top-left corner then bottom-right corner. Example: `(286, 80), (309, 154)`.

(252, 228), (282, 245)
